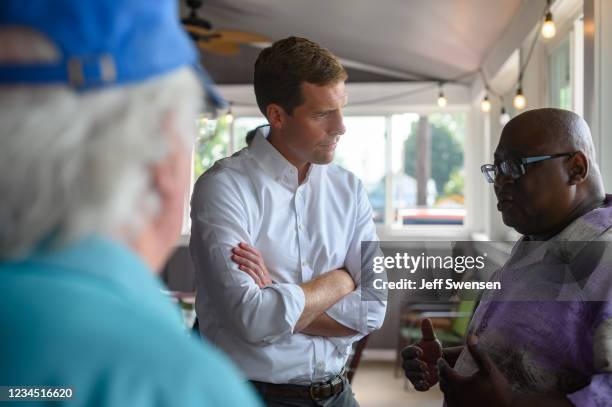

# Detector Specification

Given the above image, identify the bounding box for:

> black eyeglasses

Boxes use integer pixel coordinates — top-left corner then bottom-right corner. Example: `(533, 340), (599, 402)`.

(481, 152), (577, 184)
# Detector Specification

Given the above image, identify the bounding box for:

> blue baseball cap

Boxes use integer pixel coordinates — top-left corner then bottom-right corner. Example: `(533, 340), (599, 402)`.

(0, 0), (226, 108)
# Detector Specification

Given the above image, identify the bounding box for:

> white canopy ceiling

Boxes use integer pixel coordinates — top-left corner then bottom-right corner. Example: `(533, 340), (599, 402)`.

(185, 0), (541, 85)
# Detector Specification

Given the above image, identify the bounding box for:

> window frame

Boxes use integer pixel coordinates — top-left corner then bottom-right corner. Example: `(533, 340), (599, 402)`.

(181, 107), (472, 242)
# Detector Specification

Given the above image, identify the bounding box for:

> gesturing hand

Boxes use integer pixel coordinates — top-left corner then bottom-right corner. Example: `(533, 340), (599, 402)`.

(231, 242), (273, 288)
(401, 318), (443, 391)
(438, 335), (513, 407)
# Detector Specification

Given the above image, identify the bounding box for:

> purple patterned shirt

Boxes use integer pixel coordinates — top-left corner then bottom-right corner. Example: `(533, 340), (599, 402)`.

(454, 195), (612, 406)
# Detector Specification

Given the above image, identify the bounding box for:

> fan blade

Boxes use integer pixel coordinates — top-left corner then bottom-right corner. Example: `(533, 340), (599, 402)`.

(182, 17), (212, 31)
(215, 30), (269, 44)
(184, 24), (221, 41)
(198, 40), (240, 56)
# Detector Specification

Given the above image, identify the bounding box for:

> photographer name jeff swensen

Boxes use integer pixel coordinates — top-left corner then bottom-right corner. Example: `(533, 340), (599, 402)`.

(372, 278), (501, 291)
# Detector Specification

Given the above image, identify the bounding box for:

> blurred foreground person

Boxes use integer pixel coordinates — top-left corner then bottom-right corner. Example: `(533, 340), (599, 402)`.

(403, 108), (611, 406)
(0, 1), (261, 405)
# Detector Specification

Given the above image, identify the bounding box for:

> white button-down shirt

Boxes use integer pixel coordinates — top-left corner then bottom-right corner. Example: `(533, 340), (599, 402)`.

(190, 128), (386, 384)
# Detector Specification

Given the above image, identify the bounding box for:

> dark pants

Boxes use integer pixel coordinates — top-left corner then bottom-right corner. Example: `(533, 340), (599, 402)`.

(252, 377), (360, 407)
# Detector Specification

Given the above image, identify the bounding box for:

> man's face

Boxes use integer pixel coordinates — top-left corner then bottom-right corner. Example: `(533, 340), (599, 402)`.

(493, 121), (573, 236)
(279, 81), (347, 165)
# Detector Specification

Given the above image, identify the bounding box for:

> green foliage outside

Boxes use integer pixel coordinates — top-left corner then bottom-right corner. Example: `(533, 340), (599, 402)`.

(193, 117), (230, 179)
(443, 168), (464, 197)
(403, 114), (464, 201)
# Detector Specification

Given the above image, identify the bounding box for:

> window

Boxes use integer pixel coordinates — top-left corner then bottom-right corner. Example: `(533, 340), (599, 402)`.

(186, 111), (467, 235)
(233, 116), (268, 151)
(390, 113), (465, 226)
(334, 116), (387, 223)
(337, 113), (466, 226)
(193, 115), (267, 179)
(549, 39), (572, 110)
(547, 14), (584, 114)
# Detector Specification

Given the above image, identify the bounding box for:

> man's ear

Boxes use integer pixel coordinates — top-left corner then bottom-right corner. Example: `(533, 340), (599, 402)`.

(568, 151), (589, 185)
(152, 155), (176, 203)
(152, 111), (183, 205)
(266, 103), (287, 130)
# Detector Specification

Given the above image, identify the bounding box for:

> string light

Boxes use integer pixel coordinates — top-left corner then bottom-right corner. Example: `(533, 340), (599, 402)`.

(481, 95), (491, 113)
(225, 102), (234, 124)
(541, 1), (556, 39)
(513, 86), (527, 110)
(500, 107), (511, 126)
(437, 84), (447, 108)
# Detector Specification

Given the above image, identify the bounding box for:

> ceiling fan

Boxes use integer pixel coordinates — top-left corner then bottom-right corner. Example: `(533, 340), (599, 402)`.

(181, 0), (269, 56)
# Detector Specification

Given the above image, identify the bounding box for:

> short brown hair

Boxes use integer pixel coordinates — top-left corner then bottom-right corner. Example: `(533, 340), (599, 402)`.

(254, 36), (347, 117)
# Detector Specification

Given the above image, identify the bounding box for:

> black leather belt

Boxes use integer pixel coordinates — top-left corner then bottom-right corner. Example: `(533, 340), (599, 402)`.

(251, 372), (345, 401)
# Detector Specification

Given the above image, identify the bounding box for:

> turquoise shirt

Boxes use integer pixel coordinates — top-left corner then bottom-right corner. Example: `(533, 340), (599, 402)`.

(0, 237), (262, 406)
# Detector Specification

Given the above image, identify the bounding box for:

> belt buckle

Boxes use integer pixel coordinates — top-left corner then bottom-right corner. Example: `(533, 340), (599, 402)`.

(309, 383), (321, 401)
(330, 375), (343, 387)
(309, 374), (343, 401)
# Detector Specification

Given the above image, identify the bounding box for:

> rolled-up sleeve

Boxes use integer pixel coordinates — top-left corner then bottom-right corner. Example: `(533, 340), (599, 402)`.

(190, 172), (305, 345)
(324, 180), (387, 353)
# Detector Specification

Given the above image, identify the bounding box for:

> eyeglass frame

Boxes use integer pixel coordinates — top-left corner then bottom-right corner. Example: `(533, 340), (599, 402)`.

(480, 152), (578, 184)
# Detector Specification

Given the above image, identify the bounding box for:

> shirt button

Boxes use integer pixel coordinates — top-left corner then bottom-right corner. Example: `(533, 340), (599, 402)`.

(301, 260), (307, 267)
(298, 224), (304, 230)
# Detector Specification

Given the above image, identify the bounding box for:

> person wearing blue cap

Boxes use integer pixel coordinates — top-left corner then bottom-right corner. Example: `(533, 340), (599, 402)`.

(190, 36), (387, 406)
(0, 0), (261, 406)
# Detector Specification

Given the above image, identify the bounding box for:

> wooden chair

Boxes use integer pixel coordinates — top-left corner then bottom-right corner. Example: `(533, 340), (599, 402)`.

(346, 335), (369, 384)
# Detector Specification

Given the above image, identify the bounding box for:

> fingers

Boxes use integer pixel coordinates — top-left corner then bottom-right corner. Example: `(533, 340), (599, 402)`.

(238, 242), (260, 256)
(231, 253), (259, 272)
(420, 318), (436, 341)
(402, 360), (430, 385)
(437, 358), (465, 384)
(232, 247), (261, 266)
(404, 367), (431, 391)
(238, 265), (264, 288)
(466, 335), (493, 374)
(401, 346), (433, 391)
(401, 345), (423, 360)
(230, 246), (266, 287)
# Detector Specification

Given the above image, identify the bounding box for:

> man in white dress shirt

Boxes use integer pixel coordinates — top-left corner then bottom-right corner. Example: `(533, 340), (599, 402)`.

(190, 36), (387, 406)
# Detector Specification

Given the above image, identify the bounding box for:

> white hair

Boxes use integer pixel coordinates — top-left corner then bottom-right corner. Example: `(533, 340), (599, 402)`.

(0, 31), (202, 258)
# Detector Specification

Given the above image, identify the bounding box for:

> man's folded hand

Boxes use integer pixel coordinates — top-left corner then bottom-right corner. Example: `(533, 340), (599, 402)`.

(231, 242), (274, 288)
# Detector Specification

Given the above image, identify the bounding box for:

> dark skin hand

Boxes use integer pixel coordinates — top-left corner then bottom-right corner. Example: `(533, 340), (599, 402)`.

(401, 319), (442, 389)
(402, 318), (462, 391)
(438, 336), (573, 407)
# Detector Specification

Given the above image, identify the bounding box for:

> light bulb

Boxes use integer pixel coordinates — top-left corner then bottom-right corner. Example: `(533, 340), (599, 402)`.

(541, 12), (556, 39)
(224, 102), (234, 124)
(513, 88), (526, 110)
(500, 107), (510, 126)
(481, 95), (491, 113)
(437, 92), (447, 108)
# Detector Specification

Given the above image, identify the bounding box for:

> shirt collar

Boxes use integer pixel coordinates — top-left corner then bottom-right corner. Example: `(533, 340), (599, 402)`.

(249, 126), (318, 189)
(552, 194), (612, 242)
(510, 194), (612, 265)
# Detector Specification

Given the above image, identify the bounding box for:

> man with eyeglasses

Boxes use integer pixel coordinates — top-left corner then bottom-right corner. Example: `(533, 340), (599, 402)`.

(402, 108), (612, 406)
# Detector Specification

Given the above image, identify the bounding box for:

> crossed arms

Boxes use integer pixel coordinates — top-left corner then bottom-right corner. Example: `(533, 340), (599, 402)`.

(190, 176), (386, 345)
(231, 242), (359, 336)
